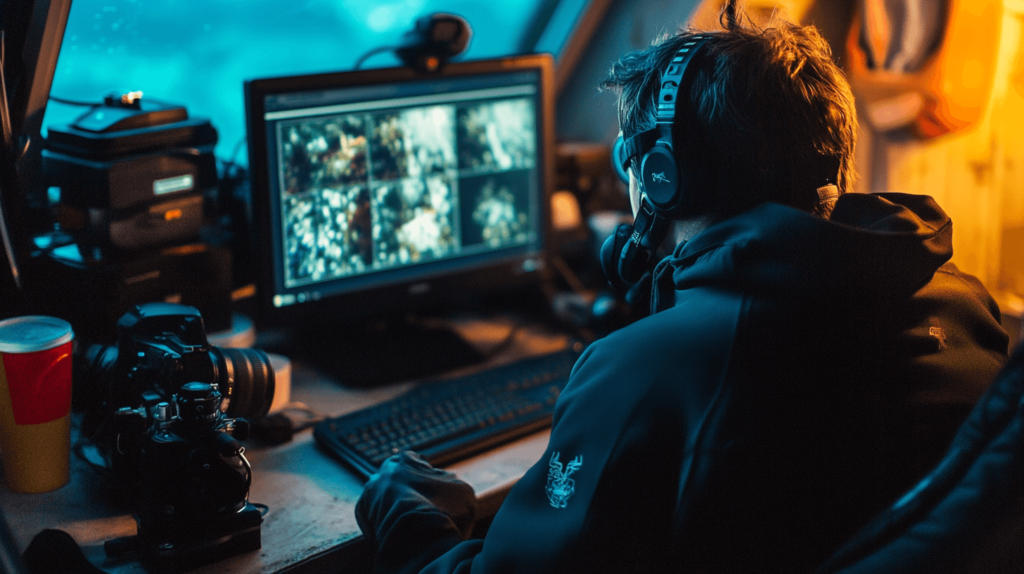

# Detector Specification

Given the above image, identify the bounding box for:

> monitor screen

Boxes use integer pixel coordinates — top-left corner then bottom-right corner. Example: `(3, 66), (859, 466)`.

(245, 54), (554, 329)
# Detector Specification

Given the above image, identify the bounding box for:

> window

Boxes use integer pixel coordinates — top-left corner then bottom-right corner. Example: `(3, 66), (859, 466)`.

(44, 0), (590, 164)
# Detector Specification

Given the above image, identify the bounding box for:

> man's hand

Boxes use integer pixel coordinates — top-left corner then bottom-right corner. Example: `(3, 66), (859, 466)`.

(356, 451), (478, 574)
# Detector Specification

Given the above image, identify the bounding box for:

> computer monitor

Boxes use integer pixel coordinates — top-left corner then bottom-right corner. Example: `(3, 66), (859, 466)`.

(244, 54), (554, 379)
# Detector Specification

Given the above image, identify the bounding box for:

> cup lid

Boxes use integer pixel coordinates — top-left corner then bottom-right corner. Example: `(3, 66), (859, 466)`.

(0, 316), (75, 353)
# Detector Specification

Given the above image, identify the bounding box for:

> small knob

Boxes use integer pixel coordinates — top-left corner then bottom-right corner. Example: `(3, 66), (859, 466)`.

(153, 402), (171, 422)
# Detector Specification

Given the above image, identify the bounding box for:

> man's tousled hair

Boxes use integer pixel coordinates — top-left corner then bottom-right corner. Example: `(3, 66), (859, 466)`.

(603, 8), (857, 218)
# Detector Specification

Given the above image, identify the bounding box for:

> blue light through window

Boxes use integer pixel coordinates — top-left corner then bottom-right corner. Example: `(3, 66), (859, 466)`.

(44, 0), (582, 164)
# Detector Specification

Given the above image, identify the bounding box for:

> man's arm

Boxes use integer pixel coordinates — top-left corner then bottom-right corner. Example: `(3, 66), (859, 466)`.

(355, 309), (732, 574)
(355, 341), (612, 574)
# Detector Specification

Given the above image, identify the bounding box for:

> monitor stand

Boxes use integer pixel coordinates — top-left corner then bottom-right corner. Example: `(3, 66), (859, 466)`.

(264, 316), (487, 387)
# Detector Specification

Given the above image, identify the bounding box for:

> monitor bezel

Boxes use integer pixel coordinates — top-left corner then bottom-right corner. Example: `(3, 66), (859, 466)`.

(244, 53), (555, 330)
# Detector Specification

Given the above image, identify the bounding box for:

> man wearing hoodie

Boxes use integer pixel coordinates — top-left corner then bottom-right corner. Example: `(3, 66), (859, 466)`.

(354, 11), (1010, 574)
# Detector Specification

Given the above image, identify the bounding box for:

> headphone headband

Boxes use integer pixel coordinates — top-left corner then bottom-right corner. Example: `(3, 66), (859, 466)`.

(615, 36), (711, 183)
(637, 35), (711, 216)
(655, 36), (709, 125)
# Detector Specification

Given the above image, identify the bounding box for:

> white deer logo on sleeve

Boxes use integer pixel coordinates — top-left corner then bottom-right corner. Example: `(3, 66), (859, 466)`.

(545, 451), (583, 508)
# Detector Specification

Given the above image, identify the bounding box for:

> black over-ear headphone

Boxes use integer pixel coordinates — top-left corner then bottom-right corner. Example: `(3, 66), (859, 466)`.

(602, 35), (712, 292)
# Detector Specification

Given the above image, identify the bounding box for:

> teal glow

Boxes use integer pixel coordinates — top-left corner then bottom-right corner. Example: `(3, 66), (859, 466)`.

(533, 0), (589, 60)
(44, 0), (579, 164)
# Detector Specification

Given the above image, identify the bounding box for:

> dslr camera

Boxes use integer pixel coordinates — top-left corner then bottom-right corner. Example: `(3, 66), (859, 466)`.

(78, 302), (275, 570)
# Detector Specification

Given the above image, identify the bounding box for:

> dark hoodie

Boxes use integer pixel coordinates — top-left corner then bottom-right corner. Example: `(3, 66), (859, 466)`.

(356, 193), (1009, 574)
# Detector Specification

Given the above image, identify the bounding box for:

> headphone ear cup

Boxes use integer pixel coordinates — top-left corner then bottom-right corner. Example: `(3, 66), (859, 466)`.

(600, 223), (634, 294)
(611, 135), (630, 184)
(639, 145), (681, 214)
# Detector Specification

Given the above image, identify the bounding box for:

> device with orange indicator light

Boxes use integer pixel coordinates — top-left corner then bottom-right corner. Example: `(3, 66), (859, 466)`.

(42, 93), (218, 255)
(30, 95), (232, 345)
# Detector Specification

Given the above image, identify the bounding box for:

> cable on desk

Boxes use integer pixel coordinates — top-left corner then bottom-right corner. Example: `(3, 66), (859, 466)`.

(71, 414), (114, 477)
(249, 401), (328, 445)
(49, 95), (102, 107)
(239, 446), (253, 500)
(72, 437), (112, 477)
(279, 401), (326, 432)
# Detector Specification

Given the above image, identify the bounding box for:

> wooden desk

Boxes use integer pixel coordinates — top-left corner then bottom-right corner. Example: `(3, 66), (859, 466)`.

(0, 318), (570, 573)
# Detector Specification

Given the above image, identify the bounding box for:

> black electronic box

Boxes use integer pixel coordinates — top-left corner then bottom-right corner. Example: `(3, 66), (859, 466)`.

(33, 241), (233, 345)
(43, 93), (218, 255)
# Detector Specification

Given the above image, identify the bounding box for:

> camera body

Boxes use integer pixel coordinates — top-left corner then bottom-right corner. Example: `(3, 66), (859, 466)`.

(107, 382), (263, 570)
(78, 302), (274, 570)
(80, 302), (275, 437)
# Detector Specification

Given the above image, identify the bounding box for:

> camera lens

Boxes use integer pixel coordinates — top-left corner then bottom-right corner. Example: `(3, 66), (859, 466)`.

(177, 382), (222, 423)
(209, 347), (275, 420)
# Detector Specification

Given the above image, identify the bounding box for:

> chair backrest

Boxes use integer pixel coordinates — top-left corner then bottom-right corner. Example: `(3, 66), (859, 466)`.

(814, 341), (1024, 574)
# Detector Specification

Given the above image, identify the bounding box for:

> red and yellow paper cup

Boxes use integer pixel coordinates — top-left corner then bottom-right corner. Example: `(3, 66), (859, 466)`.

(0, 316), (74, 494)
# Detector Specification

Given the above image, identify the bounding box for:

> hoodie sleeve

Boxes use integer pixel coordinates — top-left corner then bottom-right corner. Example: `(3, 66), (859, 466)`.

(356, 339), (640, 574)
(356, 293), (742, 574)
(355, 341), (614, 574)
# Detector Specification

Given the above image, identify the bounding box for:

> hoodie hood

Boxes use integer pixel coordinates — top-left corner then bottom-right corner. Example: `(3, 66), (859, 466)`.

(665, 193), (953, 305)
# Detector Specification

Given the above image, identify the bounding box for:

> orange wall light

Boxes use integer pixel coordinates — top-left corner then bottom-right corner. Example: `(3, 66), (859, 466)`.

(846, 0), (1003, 138)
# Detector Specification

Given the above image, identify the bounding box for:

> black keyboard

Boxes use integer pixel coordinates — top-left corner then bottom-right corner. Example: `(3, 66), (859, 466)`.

(313, 346), (582, 479)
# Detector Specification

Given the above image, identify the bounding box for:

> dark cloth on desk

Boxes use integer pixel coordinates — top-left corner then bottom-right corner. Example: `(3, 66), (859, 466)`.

(356, 193), (1009, 574)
